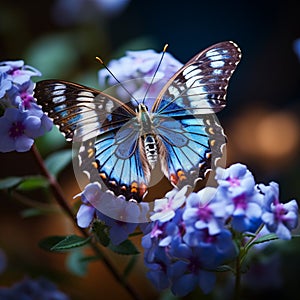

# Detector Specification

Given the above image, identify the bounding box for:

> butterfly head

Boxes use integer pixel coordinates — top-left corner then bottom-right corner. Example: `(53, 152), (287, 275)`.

(136, 103), (149, 114)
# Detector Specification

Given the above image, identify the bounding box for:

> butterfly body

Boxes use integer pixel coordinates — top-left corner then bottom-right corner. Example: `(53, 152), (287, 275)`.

(34, 41), (242, 202)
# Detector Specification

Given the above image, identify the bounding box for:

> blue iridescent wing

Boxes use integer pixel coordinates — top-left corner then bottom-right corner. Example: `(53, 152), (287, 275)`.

(151, 41), (241, 185)
(34, 80), (150, 199)
(78, 123), (149, 200)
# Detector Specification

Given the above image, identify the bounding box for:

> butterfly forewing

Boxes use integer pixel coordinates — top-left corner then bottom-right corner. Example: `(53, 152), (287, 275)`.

(34, 80), (136, 141)
(152, 41), (241, 116)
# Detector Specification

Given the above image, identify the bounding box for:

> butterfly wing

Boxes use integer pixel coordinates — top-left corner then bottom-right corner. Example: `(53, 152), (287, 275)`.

(35, 80), (150, 200)
(34, 80), (136, 141)
(151, 41), (241, 116)
(151, 41), (241, 185)
(78, 125), (149, 201)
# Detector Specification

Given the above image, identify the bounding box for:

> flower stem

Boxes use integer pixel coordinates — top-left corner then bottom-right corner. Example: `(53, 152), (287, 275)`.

(31, 145), (141, 300)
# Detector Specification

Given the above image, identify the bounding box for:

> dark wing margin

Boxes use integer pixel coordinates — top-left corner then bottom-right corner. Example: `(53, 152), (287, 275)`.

(151, 41), (241, 116)
(34, 80), (136, 142)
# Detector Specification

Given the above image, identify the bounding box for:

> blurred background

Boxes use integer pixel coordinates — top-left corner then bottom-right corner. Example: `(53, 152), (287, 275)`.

(0, 0), (299, 299)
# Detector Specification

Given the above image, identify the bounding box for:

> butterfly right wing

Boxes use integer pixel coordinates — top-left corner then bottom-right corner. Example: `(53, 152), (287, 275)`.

(34, 80), (136, 142)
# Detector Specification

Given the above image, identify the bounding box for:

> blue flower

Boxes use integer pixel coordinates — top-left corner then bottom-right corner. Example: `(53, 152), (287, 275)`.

(168, 241), (217, 296)
(98, 49), (183, 105)
(0, 72), (12, 99)
(216, 164), (264, 232)
(216, 163), (256, 197)
(260, 182), (298, 240)
(183, 187), (226, 235)
(0, 60), (41, 85)
(0, 60), (53, 152)
(77, 182), (149, 244)
(150, 186), (187, 223)
(0, 277), (69, 300)
(0, 108), (41, 152)
(96, 202), (140, 245)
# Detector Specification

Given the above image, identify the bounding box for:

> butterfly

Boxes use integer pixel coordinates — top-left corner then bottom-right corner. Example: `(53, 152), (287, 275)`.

(34, 41), (241, 202)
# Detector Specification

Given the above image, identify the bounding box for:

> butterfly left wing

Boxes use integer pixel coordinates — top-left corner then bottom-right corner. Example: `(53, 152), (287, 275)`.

(34, 80), (136, 141)
(35, 80), (151, 200)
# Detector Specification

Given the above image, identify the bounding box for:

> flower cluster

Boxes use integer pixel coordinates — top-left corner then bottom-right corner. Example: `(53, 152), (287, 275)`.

(0, 277), (69, 300)
(141, 163), (298, 296)
(98, 49), (182, 106)
(0, 61), (52, 152)
(76, 182), (149, 245)
(76, 163), (298, 296)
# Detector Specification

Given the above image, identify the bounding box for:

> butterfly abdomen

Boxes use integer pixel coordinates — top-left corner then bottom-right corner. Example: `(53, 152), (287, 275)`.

(143, 134), (158, 169)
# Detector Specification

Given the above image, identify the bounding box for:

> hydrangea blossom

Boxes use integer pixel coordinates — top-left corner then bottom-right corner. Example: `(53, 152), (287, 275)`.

(0, 277), (69, 300)
(98, 49), (183, 106)
(0, 60), (52, 152)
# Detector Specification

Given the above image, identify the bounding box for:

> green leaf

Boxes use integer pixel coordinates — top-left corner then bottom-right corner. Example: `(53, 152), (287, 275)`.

(108, 239), (139, 255)
(92, 220), (110, 247)
(251, 233), (278, 245)
(16, 176), (49, 191)
(45, 149), (72, 177)
(66, 250), (92, 277)
(0, 177), (23, 189)
(39, 235), (91, 252)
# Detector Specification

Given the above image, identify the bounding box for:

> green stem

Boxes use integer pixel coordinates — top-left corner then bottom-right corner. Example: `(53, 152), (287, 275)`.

(31, 145), (141, 300)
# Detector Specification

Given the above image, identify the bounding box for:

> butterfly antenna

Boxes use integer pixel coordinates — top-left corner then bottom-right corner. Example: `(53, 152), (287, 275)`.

(96, 56), (140, 105)
(142, 44), (168, 104)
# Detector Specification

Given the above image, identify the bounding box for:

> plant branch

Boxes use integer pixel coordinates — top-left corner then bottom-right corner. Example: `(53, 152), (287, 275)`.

(31, 145), (141, 300)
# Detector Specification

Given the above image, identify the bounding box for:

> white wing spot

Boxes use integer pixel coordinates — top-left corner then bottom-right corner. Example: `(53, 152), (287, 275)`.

(210, 60), (225, 68)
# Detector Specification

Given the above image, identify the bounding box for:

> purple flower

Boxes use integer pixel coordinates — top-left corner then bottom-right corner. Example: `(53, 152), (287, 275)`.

(96, 202), (140, 245)
(216, 163), (256, 197)
(216, 164), (264, 232)
(77, 182), (149, 244)
(0, 60), (41, 85)
(168, 241), (217, 296)
(76, 182), (101, 228)
(0, 71), (12, 99)
(0, 108), (41, 152)
(0, 60), (53, 152)
(183, 187), (226, 235)
(0, 277), (69, 300)
(260, 182), (298, 240)
(98, 49), (183, 105)
(150, 186), (187, 223)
